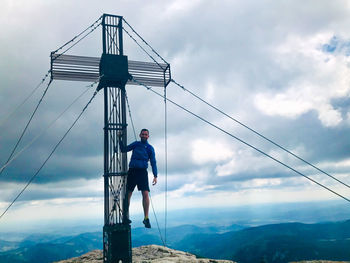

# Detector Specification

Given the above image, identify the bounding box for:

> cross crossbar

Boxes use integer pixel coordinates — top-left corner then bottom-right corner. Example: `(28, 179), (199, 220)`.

(51, 53), (171, 87)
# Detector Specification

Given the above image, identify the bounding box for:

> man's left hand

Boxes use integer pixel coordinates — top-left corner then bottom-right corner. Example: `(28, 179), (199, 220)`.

(152, 177), (157, 186)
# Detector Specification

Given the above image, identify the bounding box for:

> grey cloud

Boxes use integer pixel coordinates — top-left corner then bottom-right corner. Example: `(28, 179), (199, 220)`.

(1, 0), (350, 205)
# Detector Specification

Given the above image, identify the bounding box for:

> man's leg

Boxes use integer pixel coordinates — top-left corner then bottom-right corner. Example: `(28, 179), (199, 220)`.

(123, 190), (133, 224)
(142, 190), (150, 219)
(128, 190), (133, 208)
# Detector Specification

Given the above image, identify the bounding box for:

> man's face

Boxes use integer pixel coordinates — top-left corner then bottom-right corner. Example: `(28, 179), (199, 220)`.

(140, 131), (149, 142)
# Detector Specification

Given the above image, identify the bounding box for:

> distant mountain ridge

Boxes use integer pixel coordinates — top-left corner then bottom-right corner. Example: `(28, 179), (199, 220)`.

(184, 220), (350, 262)
(0, 220), (349, 263)
(0, 232), (102, 263)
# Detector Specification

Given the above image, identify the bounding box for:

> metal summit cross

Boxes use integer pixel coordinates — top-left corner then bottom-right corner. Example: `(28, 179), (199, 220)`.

(50, 14), (171, 263)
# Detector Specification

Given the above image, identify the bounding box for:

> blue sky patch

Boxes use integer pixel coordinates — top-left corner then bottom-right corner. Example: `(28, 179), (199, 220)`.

(322, 35), (350, 56)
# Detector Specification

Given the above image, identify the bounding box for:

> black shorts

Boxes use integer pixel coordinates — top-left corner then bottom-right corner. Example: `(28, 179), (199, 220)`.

(127, 168), (150, 192)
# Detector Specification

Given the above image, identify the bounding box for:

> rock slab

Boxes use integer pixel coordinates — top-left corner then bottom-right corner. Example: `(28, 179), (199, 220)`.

(54, 245), (235, 263)
(290, 261), (350, 263)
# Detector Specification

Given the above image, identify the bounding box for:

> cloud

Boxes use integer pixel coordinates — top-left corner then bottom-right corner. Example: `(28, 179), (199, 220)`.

(1, 0), (350, 223)
(191, 139), (233, 165)
(254, 33), (350, 127)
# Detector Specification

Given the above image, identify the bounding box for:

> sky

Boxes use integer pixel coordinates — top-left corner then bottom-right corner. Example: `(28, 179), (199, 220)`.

(1, 0), (350, 230)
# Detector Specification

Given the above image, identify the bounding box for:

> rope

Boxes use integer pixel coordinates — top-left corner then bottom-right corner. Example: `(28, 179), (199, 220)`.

(0, 78), (53, 176)
(0, 88), (99, 220)
(0, 70), (51, 128)
(0, 84), (95, 173)
(131, 76), (350, 204)
(170, 79), (350, 190)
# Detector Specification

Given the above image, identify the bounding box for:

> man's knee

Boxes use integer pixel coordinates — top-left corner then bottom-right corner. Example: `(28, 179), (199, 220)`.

(142, 190), (149, 199)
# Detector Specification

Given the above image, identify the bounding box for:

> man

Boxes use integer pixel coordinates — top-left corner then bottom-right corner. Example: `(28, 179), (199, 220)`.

(121, 128), (157, 228)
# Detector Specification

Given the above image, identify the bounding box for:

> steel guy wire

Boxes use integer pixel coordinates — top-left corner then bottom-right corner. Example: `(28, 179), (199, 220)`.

(163, 85), (168, 246)
(0, 70), (51, 128)
(53, 21), (102, 62)
(122, 26), (167, 71)
(0, 78), (53, 177)
(52, 15), (102, 55)
(0, 88), (99, 220)
(170, 79), (350, 190)
(125, 90), (166, 245)
(149, 192), (167, 247)
(130, 76), (350, 204)
(0, 85), (95, 176)
(122, 18), (169, 66)
(125, 91), (137, 140)
(121, 17), (349, 193)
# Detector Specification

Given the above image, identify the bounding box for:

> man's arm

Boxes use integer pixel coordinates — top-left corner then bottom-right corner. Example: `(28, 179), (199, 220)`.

(149, 146), (158, 178)
(119, 140), (136, 153)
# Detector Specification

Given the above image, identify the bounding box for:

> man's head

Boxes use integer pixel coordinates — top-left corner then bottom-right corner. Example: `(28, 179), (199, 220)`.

(140, 128), (149, 142)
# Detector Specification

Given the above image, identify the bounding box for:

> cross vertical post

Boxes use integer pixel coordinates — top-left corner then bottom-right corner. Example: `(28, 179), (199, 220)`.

(100, 14), (132, 263)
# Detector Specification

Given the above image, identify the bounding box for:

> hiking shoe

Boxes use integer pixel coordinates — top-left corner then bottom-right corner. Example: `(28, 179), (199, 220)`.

(143, 218), (151, 228)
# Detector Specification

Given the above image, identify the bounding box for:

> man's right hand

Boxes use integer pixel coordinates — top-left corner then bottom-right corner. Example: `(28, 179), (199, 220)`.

(152, 177), (157, 186)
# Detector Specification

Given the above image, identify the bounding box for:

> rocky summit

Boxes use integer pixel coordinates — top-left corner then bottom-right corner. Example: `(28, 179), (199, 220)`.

(54, 245), (236, 263)
(53, 245), (350, 263)
(290, 261), (350, 263)
(289, 260), (350, 263)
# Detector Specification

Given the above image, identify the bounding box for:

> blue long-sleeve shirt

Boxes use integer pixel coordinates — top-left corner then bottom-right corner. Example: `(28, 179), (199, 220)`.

(121, 140), (158, 177)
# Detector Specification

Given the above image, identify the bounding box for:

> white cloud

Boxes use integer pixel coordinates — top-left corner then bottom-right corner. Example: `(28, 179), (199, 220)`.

(239, 178), (283, 188)
(164, 0), (201, 14)
(318, 104), (343, 126)
(191, 139), (233, 164)
(254, 33), (350, 127)
(254, 91), (313, 118)
(215, 148), (284, 177)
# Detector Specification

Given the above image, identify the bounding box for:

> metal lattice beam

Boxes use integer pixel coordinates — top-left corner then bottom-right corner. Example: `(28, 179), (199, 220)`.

(51, 53), (171, 87)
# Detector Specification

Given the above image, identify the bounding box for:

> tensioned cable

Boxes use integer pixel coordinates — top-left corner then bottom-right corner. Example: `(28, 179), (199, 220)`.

(170, 79), (350, 190)
(130, 76), (350, 204)
(52, 15), (102, 55)
(122, 18), (169, 65)
(0, 83), (96, 174)
(164, 85), (168, 246)
(0, 88), (99, 220)
(125, 91), (137, 140)
(0, 78), (53, 176)
(120, 20), (350, 191)
(125, 90), (167, 246)
(121, 22), (170, 237)
(122, 26), (167, 71)
(149, 191), (166, 247)
(2, 16), (101, 172)
(1, 16), (101, 175)
(52, 21), (102, 62)
(0, 70), (51, 128)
